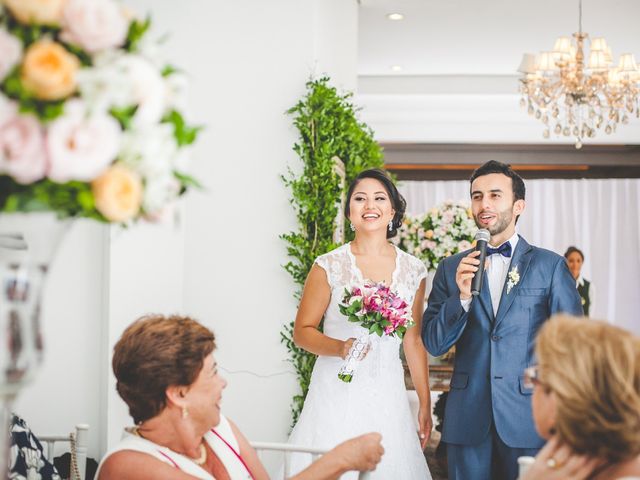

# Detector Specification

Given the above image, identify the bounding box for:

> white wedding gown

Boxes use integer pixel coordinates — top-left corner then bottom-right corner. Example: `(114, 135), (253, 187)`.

(285, 243), (432, 479)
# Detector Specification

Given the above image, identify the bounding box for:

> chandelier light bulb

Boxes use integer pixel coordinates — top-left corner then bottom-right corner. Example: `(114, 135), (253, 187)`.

(518, 2), (640, 148)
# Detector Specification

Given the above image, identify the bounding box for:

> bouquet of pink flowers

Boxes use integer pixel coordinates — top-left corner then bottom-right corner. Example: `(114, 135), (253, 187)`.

(337, 282), (413, 382)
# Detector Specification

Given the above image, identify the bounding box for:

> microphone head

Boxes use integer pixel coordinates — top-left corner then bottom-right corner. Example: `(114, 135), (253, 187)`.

(475, 229), (490, 242)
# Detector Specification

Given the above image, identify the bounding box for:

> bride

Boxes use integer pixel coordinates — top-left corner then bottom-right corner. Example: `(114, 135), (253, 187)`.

(285, 168), (433, 479)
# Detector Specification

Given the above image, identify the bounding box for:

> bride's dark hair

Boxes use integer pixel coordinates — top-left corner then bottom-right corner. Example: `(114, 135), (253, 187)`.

(344, 168), (406, 239)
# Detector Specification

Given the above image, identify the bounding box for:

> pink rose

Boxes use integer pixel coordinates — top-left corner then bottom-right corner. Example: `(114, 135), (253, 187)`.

(0, 29), (22, 81)
(61, 0), (128, 53)
(47, 100), (122, 182)
(0, 106), (48, 184)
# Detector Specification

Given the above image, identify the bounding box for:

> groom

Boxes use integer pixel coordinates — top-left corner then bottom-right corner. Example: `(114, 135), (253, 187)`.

(422, 160), (582, 480)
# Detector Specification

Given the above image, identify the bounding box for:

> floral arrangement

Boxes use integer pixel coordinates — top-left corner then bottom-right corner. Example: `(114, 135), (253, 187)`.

(394, 201), (477, 272)
(337, 282), (413, 382)
(339, 282), (414, 338)
(0, 0), (200, 223)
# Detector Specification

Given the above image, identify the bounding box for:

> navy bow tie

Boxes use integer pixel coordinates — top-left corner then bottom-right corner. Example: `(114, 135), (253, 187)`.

(486, 242), (512, 258)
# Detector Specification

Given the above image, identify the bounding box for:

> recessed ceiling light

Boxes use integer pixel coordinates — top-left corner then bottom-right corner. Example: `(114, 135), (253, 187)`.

(387, 13), (404, 21)
(391, 65), (403, 72)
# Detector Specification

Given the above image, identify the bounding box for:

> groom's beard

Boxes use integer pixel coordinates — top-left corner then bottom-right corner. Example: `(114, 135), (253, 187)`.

(474, 206), (514, 237)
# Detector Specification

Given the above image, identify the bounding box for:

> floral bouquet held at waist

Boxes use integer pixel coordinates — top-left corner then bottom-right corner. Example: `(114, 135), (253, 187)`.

(337, 282), (413, 382)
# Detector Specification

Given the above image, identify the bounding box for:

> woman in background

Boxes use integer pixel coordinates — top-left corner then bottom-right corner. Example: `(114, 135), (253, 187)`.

(564, 246), (594, 316)
(521, 314), (640, 480)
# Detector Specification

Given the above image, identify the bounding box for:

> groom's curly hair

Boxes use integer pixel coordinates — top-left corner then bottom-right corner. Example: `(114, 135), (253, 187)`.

(113, 314), (216, 424)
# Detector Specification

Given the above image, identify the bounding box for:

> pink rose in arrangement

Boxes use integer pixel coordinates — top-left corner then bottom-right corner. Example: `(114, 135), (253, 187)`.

(0, 108), (47, 184)
(47, 100), (122, 182)
(337, 282), (414, 382)
(61, 0), (128, 53)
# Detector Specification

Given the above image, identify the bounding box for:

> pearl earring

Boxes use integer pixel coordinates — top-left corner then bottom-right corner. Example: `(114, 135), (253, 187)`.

(388, 220), (393, 232)
(182, 406), (189, 420)
(350, 223), (355, 232)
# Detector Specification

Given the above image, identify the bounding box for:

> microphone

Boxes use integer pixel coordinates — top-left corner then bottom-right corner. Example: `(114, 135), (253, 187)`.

(471, 229), (490, 296)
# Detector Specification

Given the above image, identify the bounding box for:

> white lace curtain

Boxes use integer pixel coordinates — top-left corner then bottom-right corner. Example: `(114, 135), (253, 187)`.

(398, 178), (640, 335)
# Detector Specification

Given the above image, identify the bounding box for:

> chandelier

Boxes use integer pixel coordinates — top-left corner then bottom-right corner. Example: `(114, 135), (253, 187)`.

(517, 0), (639, 148)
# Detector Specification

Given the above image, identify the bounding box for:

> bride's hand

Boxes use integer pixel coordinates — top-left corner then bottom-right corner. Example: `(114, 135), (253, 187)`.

(418, 405), (432, 450)
(340, 338), (369, 360)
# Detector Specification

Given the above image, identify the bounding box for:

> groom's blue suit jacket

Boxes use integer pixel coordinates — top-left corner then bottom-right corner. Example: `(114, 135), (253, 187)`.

(422, 236), (582, 448)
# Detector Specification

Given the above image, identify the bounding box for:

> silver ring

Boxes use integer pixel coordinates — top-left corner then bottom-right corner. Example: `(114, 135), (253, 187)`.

(546, 457), (558, 469)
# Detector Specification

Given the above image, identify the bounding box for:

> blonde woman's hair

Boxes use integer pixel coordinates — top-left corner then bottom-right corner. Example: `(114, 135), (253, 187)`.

(536, 314), (640, 462)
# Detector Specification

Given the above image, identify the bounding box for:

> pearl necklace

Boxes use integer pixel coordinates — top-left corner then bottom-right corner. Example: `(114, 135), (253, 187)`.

(132, 427), (208, 466)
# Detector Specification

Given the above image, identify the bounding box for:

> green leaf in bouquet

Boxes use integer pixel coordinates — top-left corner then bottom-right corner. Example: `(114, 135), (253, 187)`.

(62, 43), (92, 67)
(161, 65), (180, 77)
(162, 110), (203, 147)
(109, 105), (138, 130)
(396, 326), (407, 339)
(3, 13), (60, 47)
(370, 324), (383, 337)
(2, 69), (66, 122)
(174, 170), (203, 195)
(0, 177), (106, 221)
(125, 16), (151, 53)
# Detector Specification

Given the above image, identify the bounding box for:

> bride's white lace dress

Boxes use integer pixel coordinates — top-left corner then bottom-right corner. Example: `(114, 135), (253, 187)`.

(285, 243), (432, 479)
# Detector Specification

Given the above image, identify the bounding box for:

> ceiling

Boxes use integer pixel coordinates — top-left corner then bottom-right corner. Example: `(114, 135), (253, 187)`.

(358, 0), (640, 76)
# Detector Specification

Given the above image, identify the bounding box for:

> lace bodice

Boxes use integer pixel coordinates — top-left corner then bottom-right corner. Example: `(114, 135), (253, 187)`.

(315, 243), (427, 342)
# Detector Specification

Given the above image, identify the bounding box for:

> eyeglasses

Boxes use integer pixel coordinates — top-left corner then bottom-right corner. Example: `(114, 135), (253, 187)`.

(523, 365), (543, 389)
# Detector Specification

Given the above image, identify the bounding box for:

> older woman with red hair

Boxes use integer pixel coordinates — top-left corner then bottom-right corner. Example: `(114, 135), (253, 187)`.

(97, 314), (383, 480)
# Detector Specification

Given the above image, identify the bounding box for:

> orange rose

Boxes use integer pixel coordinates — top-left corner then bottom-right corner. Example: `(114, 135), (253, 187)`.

(92, 165), (143, 222)
(21, 40), (79, 100)
(3, 0), (67, 26)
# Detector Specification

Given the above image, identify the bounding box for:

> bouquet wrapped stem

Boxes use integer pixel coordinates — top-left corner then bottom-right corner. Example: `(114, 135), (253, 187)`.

(337, 333), (370, 383)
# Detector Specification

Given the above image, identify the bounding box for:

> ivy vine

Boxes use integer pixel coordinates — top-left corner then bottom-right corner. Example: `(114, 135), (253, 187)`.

(281, 77), (384, 425)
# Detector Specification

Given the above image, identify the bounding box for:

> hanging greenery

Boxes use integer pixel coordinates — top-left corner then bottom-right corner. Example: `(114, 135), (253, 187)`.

(281, 77), (384, 425)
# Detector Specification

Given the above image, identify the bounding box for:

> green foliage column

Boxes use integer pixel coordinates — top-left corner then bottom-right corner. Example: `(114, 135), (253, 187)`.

(281, 77), (384, 425)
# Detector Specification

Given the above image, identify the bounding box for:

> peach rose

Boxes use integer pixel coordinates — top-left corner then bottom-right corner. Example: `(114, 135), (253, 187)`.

(61, 0), (128, 53)
(3, 0), (67, 26)
(21, 40), (80, 100)
(92, 164), (143, 222)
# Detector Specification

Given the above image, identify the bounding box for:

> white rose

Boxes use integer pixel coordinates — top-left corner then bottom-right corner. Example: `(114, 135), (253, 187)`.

(0, 29), (22, 81)
(119, 123), (177, 178)
(47, 99), (122, 182)
(164, 72), (189, 112)
(78, 53), (165, 125)
(115, 55), (165, 126)
(76, 52), (132, 113)
(61, 0), (128, 53)
(142, 172), (180, 216)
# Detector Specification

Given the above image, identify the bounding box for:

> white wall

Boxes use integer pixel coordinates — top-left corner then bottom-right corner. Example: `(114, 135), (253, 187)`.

(177, 0), (359, 447)
(14, 0), (360, 465)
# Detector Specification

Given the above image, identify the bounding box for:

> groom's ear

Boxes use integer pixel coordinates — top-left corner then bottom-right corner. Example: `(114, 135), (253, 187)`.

(513, 199), (525, 216)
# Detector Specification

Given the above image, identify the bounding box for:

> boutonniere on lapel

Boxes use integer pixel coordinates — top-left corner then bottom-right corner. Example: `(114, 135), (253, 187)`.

(507, 265), (520, 294)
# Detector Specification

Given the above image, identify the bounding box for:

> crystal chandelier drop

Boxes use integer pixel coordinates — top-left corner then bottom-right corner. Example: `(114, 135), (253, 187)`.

(517, 0), (639, 148)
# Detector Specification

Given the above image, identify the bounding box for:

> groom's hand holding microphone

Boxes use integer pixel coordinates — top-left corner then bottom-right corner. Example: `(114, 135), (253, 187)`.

(456, 229), (490, 300)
